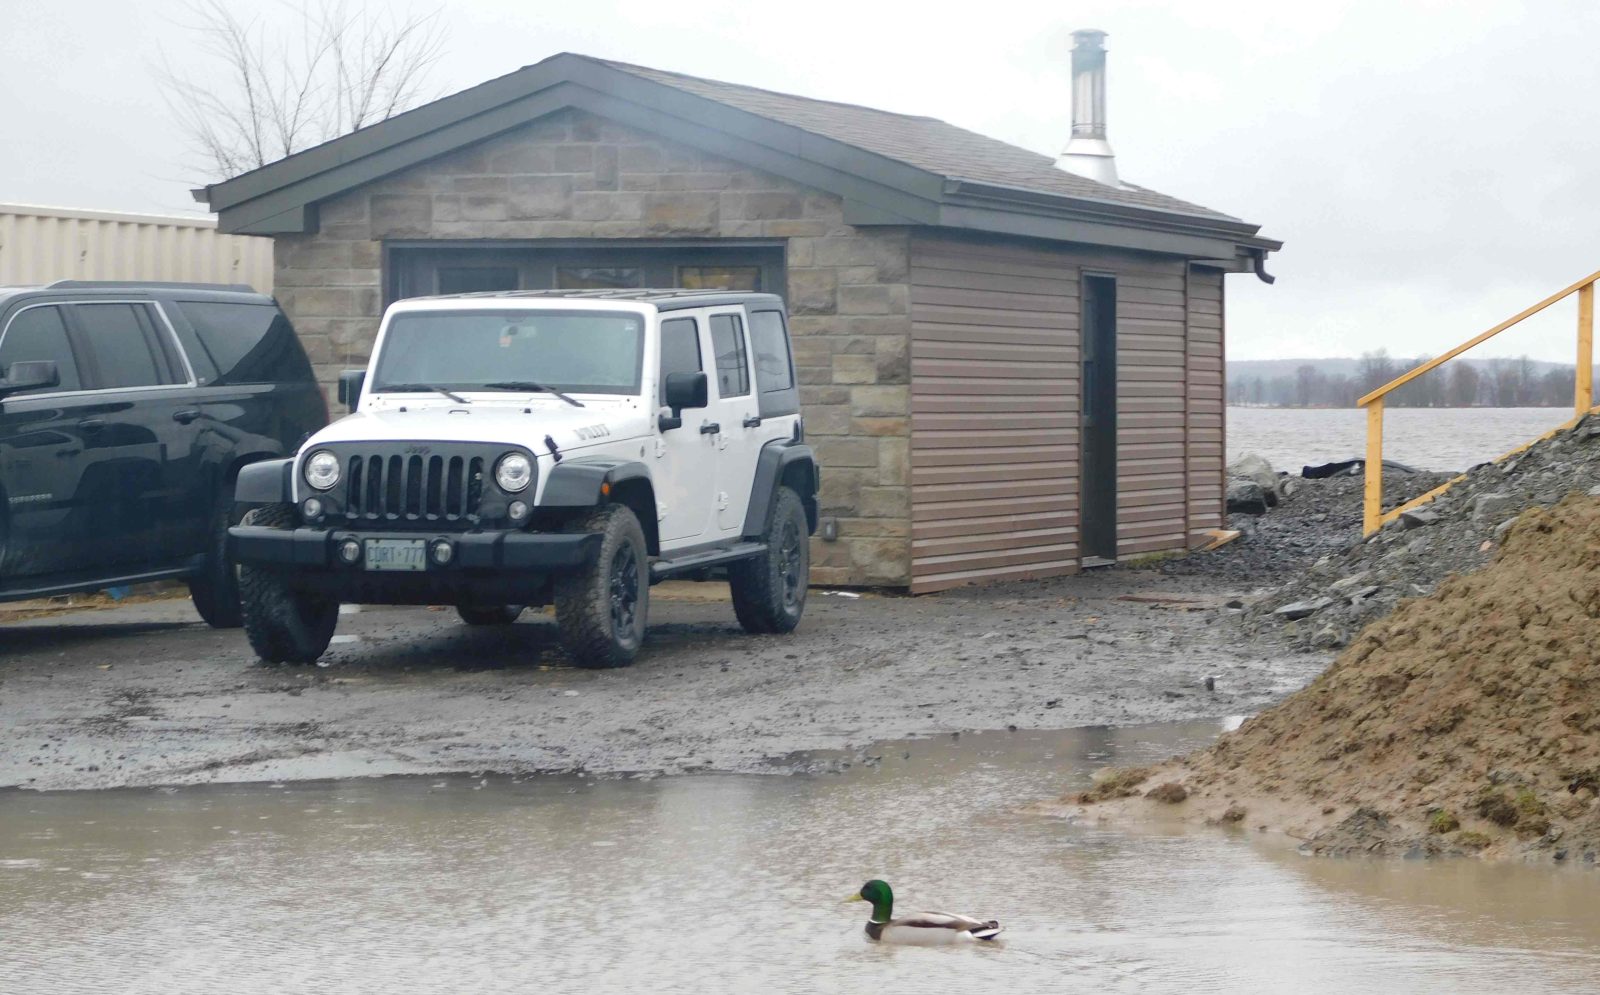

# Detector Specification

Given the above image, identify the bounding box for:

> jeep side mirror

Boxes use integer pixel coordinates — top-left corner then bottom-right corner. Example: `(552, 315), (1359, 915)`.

(337, 369), (366, 412)
(0, 360), (60, 398)
(660, 371), (708, 431)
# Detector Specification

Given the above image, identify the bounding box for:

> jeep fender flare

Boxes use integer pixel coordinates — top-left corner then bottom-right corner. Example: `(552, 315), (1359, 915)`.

(541, 457), (652, 507)
(742, 441), (819, 538)
(235, 457), (295, 506)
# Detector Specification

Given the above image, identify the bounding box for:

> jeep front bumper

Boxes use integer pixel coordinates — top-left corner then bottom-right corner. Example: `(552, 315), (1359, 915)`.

(229, 526), (601, 571)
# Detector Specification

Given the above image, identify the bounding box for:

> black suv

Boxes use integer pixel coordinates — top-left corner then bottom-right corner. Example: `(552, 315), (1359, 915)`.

(0, 281), (326, 626)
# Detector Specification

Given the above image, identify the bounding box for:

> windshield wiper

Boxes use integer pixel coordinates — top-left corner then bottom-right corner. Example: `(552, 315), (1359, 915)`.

(377, 383), (470, 404)
(481, 381), (585, 408)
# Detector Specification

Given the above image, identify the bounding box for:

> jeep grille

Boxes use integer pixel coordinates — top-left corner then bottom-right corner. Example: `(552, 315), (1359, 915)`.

(343, 451), (485, 525)
(308, 447), (489, 531)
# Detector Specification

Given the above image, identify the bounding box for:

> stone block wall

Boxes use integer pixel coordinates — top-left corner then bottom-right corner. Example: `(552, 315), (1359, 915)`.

(271, 108), (912, 586)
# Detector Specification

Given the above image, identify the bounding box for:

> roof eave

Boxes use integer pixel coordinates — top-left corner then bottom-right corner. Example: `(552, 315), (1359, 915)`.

(939, 177), (1276, 246)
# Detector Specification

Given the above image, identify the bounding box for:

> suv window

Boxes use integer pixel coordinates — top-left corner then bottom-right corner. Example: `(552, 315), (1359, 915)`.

(709, 313), (750, 398)
(178, 301), (313, 385)
(0, 305), (82, 393)
(747, 310), (794, 393)
(73, 303), (173, 389)
(658, 317), (702, 402)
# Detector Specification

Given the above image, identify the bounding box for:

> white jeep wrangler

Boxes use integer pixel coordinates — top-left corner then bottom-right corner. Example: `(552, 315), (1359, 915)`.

(229, 289), (819, 668)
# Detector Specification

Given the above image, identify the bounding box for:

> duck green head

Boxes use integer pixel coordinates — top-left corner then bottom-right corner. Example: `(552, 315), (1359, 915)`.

(846, 879), (894, 922)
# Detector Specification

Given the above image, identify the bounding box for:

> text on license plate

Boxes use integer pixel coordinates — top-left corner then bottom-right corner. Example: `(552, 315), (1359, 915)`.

(364, 538), (427, 571)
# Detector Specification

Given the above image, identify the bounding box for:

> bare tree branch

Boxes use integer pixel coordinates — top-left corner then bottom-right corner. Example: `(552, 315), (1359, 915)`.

(155, 0), (447, 182)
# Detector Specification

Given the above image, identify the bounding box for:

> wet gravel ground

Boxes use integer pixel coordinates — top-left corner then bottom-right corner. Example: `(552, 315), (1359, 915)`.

(0, 573), (1326, 792)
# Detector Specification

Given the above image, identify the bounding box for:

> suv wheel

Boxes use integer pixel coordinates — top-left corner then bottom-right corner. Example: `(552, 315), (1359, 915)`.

(729, 485), (809, 634)
(458, 604), (525, 626)
(553, 505), (649, 669)
(238, 504), (339, 664)
(189, 488), (244, 629)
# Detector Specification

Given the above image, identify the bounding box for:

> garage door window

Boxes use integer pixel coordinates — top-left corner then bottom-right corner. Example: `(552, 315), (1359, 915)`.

(438, 267), (519, 295)
(555, 267), (644, 290)
(679, 266), (761, 291)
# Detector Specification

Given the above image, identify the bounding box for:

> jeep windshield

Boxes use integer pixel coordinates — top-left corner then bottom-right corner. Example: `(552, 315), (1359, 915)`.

(371, 310), (645, 396)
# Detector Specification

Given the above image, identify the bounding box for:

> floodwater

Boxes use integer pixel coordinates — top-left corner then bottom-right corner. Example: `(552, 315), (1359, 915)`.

(1227, 405), (1573, 472)
(4, 725), (1597, 994)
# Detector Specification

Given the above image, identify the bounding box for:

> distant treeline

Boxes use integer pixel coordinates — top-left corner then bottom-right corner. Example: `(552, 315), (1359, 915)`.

(1227, 351), (1596, 408)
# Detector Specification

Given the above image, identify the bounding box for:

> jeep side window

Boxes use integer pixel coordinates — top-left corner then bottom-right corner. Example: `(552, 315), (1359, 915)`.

(73, 303), (174, 389)
(0, 305), (82, 392)
(747, 310), (794, 393)
(658, 317), (702, 404)
(709, 313), (750, 398)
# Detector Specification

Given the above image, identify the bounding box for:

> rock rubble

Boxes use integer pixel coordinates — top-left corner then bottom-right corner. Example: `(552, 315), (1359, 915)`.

(1240, 411), (1600, 650)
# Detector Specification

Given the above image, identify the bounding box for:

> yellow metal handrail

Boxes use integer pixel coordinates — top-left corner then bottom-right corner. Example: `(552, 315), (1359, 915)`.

(1359, 268), (1600, 534)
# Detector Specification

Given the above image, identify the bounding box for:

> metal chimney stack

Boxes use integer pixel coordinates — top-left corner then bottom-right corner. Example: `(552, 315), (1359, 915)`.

(1057, 29), (1119, 186)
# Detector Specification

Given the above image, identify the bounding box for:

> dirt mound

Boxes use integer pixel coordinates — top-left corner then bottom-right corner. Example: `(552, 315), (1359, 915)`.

(1068, 495), (1600, 862)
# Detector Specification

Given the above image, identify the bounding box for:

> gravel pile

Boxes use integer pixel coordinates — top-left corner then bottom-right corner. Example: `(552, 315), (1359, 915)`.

(1155, 468), (1454, 587)
(1240, 412), (1600, 650)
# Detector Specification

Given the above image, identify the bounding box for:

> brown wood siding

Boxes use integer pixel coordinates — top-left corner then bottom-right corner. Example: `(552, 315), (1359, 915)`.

(1185, 267), (1226, 543)
(909, 235), (1081, 592)
(909, 233), (1224, 591)
(1114, 259), (1191, 557)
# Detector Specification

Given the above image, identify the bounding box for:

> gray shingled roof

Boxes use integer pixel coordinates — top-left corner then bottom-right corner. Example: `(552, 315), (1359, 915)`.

(601, 58), (1238, 223)
(202, 50), (1273, 255)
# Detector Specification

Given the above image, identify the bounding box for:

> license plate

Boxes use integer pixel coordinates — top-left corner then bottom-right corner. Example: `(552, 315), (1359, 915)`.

(364, 538), (427, 572)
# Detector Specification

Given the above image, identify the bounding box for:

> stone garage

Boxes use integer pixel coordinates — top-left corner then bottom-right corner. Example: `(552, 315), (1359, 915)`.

(198, 45), (1278, 591)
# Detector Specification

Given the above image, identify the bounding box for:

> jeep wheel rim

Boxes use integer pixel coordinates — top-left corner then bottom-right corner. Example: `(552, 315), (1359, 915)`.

(778, 520), (803, 609)
(610, 543), (640, 635)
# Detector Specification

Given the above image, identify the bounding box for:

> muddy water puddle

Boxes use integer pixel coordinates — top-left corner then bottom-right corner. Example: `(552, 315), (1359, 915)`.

(3, 722), (1598, 994)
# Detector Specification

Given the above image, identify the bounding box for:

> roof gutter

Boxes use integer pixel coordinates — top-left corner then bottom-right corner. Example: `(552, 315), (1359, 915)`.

(940, 177), (1280, 250)
(1252, 250), (1277, 285)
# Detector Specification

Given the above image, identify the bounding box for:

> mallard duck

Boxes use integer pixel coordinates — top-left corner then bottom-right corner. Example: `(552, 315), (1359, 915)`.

(846, 879), (1002, 944)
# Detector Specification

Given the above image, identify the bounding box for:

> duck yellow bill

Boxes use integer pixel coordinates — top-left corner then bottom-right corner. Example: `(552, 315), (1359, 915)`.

(844, 892), (863, 903)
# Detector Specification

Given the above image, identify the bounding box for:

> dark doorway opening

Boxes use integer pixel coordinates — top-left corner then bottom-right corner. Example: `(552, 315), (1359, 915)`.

(1080, 274), (1117, 566)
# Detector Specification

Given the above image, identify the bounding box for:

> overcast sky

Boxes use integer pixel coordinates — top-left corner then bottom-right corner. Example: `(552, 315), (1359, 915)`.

(4, 0), (1598, 362)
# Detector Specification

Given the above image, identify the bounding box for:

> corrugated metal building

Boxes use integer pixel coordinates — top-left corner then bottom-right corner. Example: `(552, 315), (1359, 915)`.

(0, 203), (273, 292)
(196, 41), (1277, 591)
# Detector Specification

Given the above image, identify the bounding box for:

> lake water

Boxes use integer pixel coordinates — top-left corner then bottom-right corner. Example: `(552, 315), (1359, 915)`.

(1227, 406), (1575, 473)
(4, 723), (1597, 994)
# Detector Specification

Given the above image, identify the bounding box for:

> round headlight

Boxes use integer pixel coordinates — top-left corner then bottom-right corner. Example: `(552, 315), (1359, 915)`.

(304, 450), (340, 491)
(495, 452), (532, 492)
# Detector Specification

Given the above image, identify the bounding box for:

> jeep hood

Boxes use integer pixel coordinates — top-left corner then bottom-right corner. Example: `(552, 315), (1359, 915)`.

(306, 400), (651, 458)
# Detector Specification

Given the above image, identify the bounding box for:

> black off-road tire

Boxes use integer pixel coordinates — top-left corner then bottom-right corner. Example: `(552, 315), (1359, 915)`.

(457, 604), (526, 626)
(189, 489), (244, 628)
(553, 504), (649, 669)
(238, 504), (339, 664)
(729, 486), (809, 634)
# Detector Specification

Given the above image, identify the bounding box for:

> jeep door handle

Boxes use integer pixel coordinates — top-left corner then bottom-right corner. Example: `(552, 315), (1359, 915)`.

(742, 415), (761, 428)
(77, 418), (105, 432)
(173, 408), (202, 424)
(699, 421), (721, 435)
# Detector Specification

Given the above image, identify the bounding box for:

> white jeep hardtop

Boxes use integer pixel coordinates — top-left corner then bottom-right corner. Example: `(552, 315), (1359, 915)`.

(230, 289), (819, 669)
